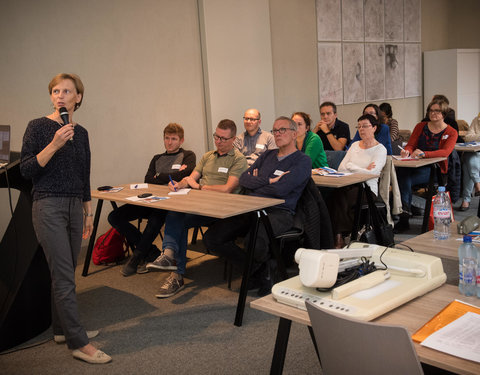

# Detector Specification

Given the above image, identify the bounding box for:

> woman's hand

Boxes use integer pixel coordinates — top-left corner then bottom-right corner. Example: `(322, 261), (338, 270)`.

(83, 215), (93, 239)
(412, 149), (425, 159)
(366, 162), (376, 170)
(51, 124), (74, 151)
(400, 149), (410, 158)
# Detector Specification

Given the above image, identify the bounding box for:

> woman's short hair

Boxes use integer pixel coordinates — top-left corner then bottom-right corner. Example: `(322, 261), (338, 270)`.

(48, 73), (84, 111)
(426, 99), (449, 118)
(357, 114), (381, 135)
(217, 119), (237, 137)
(164, 123), (184, 139)
(291, 112), (312, 131)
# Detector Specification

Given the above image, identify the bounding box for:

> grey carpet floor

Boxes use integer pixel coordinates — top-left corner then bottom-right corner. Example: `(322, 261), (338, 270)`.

(1, 197), (471, 374)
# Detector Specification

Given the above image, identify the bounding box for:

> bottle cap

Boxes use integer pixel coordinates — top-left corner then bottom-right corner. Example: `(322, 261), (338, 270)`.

(438, 186), (446, 192)
(463, 235), (472, 243)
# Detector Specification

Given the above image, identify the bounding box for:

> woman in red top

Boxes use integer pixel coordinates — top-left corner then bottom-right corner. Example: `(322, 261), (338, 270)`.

(395, 99), (458, 232)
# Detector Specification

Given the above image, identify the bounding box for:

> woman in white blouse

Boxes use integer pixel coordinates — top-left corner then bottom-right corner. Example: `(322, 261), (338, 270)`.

(330, 114), (387, 248)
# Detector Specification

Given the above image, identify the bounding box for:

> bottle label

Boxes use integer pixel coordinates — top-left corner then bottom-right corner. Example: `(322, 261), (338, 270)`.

(433, 208), (450, 219)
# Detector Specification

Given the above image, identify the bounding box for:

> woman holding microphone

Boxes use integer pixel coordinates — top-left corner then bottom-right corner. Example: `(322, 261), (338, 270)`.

(20, 73), (111, 364)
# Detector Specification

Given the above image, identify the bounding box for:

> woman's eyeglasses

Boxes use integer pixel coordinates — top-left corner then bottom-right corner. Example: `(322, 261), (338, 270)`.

(356, 124), (372, 129)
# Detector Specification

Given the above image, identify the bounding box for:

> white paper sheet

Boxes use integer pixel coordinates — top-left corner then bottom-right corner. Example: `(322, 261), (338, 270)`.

(421, 311), (480, 363)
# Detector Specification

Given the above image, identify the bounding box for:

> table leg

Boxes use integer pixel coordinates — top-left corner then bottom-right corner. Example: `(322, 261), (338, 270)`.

(351, 182), (365, 241)
(421, 164), (437, 233)
(81, 199), (104, 277)
(270, 318), (292, 375)
(307, 326), (321, 366)
(234, 211), (261, 327)
(260, 210), (288, 280)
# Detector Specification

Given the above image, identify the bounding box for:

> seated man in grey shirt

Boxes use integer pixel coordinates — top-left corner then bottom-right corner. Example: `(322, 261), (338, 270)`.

(234, 108), (277, 165)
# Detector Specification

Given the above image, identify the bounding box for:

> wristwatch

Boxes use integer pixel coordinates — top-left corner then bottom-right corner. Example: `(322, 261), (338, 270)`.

(325, 131), (332, 136)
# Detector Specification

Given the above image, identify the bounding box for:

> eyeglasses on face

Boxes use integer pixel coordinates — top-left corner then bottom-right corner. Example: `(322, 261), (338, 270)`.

(429, 109), (442, 114)
(271, 127), (294, 135)
(213, 133), (234, 142)
(356, 124), (372, 129)
(320, 112), (334, 116)
(243, 117), (260, 122)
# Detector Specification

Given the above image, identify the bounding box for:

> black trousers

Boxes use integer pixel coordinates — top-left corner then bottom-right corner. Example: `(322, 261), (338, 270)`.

(204, 207), (293, 270)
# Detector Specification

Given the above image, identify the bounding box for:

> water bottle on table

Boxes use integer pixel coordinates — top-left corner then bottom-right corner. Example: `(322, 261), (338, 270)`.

(433, 186), (451, 240)
(458, 235), (477, 296)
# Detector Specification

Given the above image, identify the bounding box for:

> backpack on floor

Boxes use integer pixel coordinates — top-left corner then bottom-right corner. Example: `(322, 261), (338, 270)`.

(92, 228), (128, 265)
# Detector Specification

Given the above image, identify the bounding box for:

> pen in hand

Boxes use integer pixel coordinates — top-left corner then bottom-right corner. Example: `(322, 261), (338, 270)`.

(398, 145), (409, 157)
(168, 175), (177, 192)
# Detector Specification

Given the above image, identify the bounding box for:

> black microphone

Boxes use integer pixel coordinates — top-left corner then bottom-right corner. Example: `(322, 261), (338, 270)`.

(59, 107), (73, 141)
(59, 107), (69, 125)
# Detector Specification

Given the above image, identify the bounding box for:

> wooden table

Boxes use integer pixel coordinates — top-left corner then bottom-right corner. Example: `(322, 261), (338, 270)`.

(312, 172), (379, 241)
(400, 225), (461, 260)
(251, 285), (480, 375)
(455, 143), (480, 152)
(311, 172), (377, 188)
(393, 157), (447, 233)
(84, 183), (284, 327)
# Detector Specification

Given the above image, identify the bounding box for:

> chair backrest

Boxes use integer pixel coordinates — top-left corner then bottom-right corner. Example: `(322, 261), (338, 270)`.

(306, 301), (423, 375)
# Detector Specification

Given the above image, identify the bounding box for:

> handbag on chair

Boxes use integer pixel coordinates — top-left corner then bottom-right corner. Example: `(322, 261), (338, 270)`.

(359, 187), (395, 247)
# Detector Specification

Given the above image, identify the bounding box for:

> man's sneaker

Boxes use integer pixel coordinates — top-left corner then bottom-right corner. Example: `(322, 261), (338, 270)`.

(136, 260), (149, 274)
(146, 252), (177, 271)
(121, 255), (141, 276)
(155, 274), (184, 298)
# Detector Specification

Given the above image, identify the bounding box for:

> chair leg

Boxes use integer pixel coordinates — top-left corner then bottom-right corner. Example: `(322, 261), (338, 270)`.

(191, 226), (199, 244)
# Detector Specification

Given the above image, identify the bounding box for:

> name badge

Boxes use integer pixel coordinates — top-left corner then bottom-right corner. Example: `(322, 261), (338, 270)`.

(256, 144), (265, 149)
(442, 134), (449, 140)
(273, 169), (284, 176)
(218, 167), (229, 173)
(171, 164), (181, 170)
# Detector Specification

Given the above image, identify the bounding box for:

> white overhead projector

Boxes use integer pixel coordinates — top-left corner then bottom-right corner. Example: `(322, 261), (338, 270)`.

(272, 243), (446, 321)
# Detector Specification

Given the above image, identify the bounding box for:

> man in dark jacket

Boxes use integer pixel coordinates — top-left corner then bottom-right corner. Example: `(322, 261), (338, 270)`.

(204, 116), (312, 296)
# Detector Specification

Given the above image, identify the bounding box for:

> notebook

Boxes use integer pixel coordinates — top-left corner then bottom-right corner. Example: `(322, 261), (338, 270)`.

(0, 125), (11, 167)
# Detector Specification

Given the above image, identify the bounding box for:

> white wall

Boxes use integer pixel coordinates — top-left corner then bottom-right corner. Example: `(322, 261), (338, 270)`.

(0, 0), (206, 236)
(199, 0), (276, 139)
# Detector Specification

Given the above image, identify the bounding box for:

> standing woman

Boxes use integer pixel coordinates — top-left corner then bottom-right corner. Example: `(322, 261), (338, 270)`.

(20, 73), (111, 364)
(291, 111), (328, 168)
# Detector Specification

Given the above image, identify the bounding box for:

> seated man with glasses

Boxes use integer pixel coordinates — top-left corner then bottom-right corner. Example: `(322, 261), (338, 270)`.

(234, 108), (277, 165)
(204, 116), (312, 296)
(146, 119), (248, 297)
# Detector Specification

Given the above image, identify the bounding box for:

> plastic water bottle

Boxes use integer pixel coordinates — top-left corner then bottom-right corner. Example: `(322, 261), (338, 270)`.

(433, 186), (451, 240)
(477, 243), (480, 298)
(458, 235), (477, 296)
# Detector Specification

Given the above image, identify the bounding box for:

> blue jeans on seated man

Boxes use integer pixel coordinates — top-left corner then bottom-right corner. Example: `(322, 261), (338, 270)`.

(161, 211), (217, 275)
(396, 166), (431, 212)
(462, 152), (480, 203)
(108, 204), (166, 259)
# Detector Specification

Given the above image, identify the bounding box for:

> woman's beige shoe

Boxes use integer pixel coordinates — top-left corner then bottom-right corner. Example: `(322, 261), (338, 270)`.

(72, 349), (112, 364)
